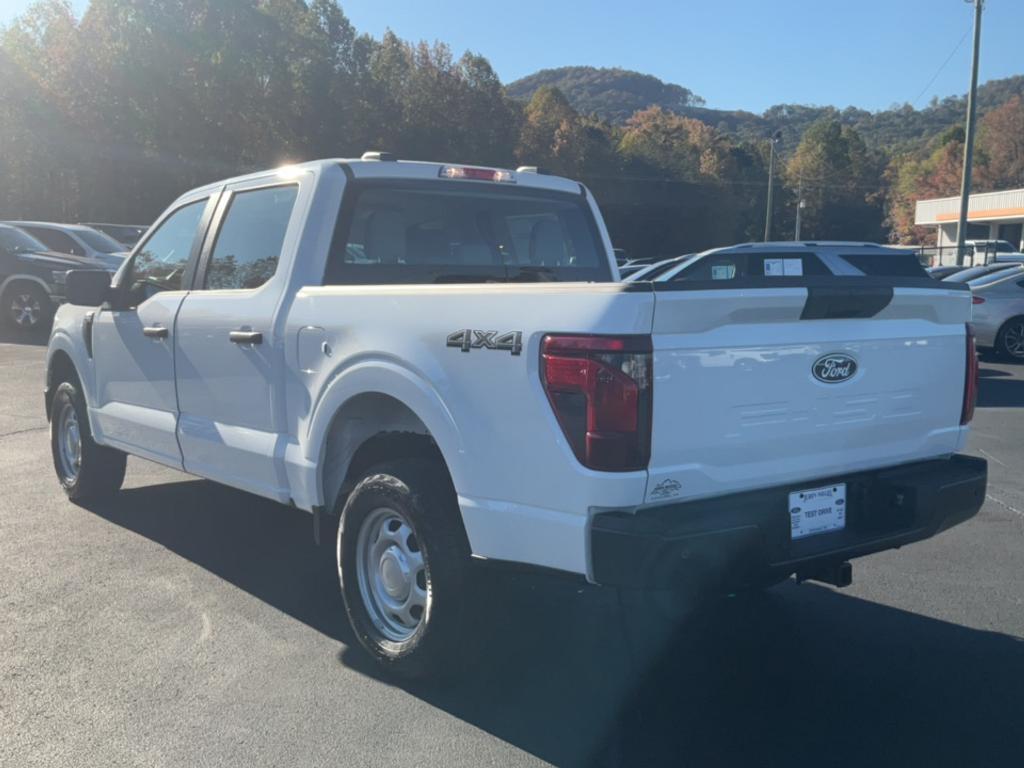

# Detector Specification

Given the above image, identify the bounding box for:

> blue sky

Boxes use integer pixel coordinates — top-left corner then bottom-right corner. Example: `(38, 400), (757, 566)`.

(2, 0), (1021, 113)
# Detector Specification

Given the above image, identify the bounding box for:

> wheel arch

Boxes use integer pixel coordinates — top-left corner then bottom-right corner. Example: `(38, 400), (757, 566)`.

(0, 273), (52, 299)
(45, 334), (93, 421)
(307, 361), (465, 514)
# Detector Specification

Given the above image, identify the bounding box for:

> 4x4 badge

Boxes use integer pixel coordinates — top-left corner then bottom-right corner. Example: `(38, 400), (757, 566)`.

(446, 329), (523, 356)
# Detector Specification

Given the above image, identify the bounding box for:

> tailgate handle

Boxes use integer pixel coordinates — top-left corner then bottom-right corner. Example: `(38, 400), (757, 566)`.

(229, 330), (263, 345)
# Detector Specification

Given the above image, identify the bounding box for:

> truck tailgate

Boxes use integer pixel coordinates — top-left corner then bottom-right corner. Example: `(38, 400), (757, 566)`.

(644, 279), (973, 505)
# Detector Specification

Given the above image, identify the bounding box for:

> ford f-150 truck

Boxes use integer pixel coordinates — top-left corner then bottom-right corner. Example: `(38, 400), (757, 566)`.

(46, 156), (986, 678)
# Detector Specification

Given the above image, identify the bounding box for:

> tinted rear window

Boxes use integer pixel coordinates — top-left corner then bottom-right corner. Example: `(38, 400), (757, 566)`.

(324, 181), (612, 285)
(839, 252), (928, 277)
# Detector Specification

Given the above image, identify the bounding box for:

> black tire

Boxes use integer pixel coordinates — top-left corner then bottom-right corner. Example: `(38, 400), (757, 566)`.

(2, 281), (53, 333)
(50, 380), (126, 500)
(995, 316), (1024, 360)
(337, 457), (470, 681)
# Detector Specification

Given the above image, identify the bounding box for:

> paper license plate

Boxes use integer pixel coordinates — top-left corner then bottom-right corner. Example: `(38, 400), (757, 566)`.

(789, 483), (846, 540)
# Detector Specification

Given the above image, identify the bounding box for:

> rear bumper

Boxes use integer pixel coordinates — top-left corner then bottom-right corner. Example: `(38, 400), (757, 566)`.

(590, 454), (987, 589)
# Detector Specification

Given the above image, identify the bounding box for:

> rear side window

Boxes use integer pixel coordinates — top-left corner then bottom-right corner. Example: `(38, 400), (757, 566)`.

(672, 251), (829, 281)
(204, 184), (298, 290)
(839, 253), (927, 277)
(23, 227), (83, 256)
(324, 181), (611, 284)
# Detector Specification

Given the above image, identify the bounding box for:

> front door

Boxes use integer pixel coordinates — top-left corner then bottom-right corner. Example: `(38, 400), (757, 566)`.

(174, 180), (301, 499)
(91, 195), (216, 467)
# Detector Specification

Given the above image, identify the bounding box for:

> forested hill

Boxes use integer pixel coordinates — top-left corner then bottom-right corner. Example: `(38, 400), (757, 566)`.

(507, 66), (1024, 151)
(506, 66), (705, 124)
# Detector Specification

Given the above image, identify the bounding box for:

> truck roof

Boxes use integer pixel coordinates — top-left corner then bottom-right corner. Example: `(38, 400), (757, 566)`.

(182, 157), (583, 202)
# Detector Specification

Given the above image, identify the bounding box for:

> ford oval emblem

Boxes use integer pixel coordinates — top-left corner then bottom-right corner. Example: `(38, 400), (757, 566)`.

(812, 353), (857, 383)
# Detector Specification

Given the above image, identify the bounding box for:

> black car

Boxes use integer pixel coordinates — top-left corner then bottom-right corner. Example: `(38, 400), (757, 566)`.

(0, 224), (102, 333)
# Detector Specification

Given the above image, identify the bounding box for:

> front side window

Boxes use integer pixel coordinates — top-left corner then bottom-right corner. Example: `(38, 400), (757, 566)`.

(204, 185), (298, 290)
(324, 182), (611, 284)
(126, 199), (206, 303)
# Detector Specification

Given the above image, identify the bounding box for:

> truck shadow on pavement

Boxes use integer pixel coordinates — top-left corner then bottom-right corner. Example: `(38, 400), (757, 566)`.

(81, 479), (1024, 768)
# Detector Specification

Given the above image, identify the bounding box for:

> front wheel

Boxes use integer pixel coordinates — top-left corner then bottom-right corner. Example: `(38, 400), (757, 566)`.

(337, 457), (470, 680)
(50, 380), (126, 500)
(995, 316), (1024, 360)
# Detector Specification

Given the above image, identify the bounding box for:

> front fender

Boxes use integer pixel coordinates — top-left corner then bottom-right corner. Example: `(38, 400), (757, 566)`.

(46, 311), (96, 421)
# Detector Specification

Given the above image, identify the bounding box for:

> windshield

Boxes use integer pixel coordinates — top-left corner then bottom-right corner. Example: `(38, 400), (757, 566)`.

(0, 226), (47, 253)
(75, 227), (125, 253)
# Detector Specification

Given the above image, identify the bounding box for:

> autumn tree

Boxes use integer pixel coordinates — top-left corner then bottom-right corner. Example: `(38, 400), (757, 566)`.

(785, 119), (884, 241)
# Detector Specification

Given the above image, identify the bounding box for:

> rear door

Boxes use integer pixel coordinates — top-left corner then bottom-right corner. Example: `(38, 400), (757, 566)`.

(173, 178), (302, 500)
(644, 277), (972, 504)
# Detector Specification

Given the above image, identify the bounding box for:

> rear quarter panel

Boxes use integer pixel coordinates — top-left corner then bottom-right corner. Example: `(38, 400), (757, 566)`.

(287, 283), (654, 575)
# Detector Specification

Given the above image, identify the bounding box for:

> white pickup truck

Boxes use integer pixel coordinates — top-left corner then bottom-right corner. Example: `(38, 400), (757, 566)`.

(47, 156), (986, 677)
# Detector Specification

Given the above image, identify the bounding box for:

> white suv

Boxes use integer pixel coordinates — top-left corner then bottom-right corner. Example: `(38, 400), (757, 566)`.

(650, 242), (929, 283)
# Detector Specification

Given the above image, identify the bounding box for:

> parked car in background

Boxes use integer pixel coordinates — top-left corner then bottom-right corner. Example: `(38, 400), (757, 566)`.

(2, 221), (128, 270)
(969, 269), (1024, 358)
(81, 222), (148, 248)
(942, 262), (1020, 283)
(964, 264), (1024, 290)
(927, 265), (966, 280)
(623, 254), (697, 282)
(0, 223), (105, 332)
(964, 239), (1024, 265)
(651, 242), (927, 282)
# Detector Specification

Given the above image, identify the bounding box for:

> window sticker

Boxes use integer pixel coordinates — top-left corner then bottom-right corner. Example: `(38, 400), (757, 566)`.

(764, 258), (784, 276)
(783, 258), (803, 276)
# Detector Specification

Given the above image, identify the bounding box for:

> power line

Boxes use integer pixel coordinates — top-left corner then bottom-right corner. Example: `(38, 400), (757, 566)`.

(911, 26), (970, 107)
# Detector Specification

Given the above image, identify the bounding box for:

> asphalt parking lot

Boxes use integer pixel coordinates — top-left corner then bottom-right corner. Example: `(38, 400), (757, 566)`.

(2, 327), (1022, 768)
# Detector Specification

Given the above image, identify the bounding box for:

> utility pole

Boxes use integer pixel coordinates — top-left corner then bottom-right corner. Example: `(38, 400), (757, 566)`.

(955, 0), (984, 265)
(794, 181), (804, 241)
(764, 130), (782, 241)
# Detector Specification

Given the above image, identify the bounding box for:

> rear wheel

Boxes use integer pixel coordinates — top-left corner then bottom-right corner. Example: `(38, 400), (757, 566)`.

(3, 282), (52, 333)
(50, 380), (126, 500)
(337, 457), (470, 680)
(995, 316), (1024, 359)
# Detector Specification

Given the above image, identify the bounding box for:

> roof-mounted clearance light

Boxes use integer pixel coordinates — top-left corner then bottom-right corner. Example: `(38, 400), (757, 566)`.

(439, 165), (515, 183)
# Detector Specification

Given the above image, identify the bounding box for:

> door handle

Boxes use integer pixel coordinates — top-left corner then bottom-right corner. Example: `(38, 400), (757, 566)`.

(229, 330), (263, 345)
(142, 325), (168, 339)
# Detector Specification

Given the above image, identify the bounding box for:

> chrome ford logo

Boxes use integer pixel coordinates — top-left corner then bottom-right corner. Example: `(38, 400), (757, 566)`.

(812, 354), (857, 383)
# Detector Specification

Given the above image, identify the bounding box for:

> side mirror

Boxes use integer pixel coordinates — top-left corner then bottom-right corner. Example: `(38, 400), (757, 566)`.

(64, 269), (112, 307)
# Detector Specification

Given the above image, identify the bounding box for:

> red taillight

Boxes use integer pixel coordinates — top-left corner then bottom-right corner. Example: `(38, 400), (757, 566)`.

(972, 295), (986, 305)
(961, 324), (978, 425)
(541, 334), (652, 471)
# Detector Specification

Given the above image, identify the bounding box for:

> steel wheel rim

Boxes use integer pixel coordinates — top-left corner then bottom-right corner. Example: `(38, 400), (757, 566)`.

(11, 293), (41, 327)
(355, 506), (428, 642)
(1004, 322), (1024, 358)
(56, 401), (82, 483)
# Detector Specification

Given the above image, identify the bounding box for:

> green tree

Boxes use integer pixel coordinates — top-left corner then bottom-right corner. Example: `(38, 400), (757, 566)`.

(785, 119), (884, 241)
